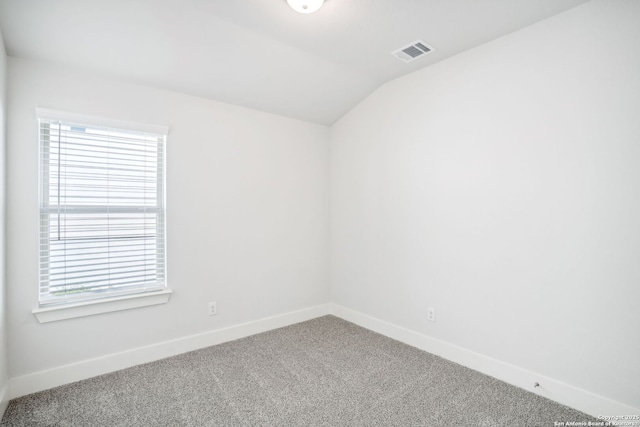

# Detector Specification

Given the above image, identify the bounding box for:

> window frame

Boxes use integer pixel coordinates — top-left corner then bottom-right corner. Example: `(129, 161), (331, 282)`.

(34, 108), (171, 321)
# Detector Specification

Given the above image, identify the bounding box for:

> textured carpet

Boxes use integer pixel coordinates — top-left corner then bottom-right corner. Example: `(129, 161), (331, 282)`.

(2, 315), (596, 426)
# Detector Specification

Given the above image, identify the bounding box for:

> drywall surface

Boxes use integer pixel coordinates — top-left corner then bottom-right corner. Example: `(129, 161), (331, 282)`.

(330, 0), (640, 410)
(7, 57), (330, 378)
(0, 27), (10, 413)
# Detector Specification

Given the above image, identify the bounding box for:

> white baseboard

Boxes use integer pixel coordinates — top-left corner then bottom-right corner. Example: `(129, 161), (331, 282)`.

(9, 302), (639, 421)
(330, 303), (640, 421)
(10, 303), (330, 399)
(0, 382), (9, 420)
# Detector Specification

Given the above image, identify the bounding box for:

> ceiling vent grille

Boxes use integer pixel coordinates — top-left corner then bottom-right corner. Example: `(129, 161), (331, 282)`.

(392, 40), (434, 63)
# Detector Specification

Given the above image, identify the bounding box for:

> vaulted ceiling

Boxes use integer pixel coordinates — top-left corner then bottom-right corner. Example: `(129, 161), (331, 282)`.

(0, 0), (588, 125)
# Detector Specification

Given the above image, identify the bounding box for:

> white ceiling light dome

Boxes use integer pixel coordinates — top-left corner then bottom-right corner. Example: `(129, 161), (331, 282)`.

(287, 0), (324, 14)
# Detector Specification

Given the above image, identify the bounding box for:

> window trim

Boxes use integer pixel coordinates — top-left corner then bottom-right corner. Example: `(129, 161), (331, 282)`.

(35, 108), (169, 136)
(35, 107), (170, 315)
(33, 289), (173, 323)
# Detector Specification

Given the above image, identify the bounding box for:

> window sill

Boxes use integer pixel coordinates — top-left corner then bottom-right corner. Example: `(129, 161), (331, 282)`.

(32, 289), (173, 323)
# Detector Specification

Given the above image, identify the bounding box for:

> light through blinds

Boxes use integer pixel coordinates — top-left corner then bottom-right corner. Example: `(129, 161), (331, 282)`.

(38, 113), (167, 306)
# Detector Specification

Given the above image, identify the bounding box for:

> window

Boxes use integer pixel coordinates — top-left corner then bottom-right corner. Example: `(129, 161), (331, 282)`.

(38, 109), (167, 307)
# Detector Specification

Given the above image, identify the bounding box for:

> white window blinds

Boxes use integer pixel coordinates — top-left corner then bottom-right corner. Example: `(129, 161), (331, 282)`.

(38, 112), (167, 306)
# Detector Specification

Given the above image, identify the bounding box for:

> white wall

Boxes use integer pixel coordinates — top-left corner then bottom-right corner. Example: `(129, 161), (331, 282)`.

(5, 0), (640, 416)
(0, 27), (10, 415)
(6, 57), (329, 379)
(331, 0), (640, 411)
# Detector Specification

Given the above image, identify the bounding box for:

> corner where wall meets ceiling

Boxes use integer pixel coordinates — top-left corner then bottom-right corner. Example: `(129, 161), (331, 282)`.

(0, 0), (589, 125)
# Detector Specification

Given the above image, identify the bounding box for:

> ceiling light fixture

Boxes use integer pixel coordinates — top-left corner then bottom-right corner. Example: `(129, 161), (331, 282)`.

(287, 0), (324, 14)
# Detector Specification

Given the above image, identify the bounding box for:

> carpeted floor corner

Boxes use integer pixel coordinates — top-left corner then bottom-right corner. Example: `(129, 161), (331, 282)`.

(1, 315), (596, 426)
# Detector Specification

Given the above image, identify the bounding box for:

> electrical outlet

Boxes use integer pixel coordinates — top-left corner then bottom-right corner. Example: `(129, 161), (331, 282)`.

(208, 301), (217, 316)
(427, 306), (436, 322)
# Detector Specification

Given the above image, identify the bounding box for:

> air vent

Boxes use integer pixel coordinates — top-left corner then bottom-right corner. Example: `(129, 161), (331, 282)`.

(392, 40), (434, 63)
